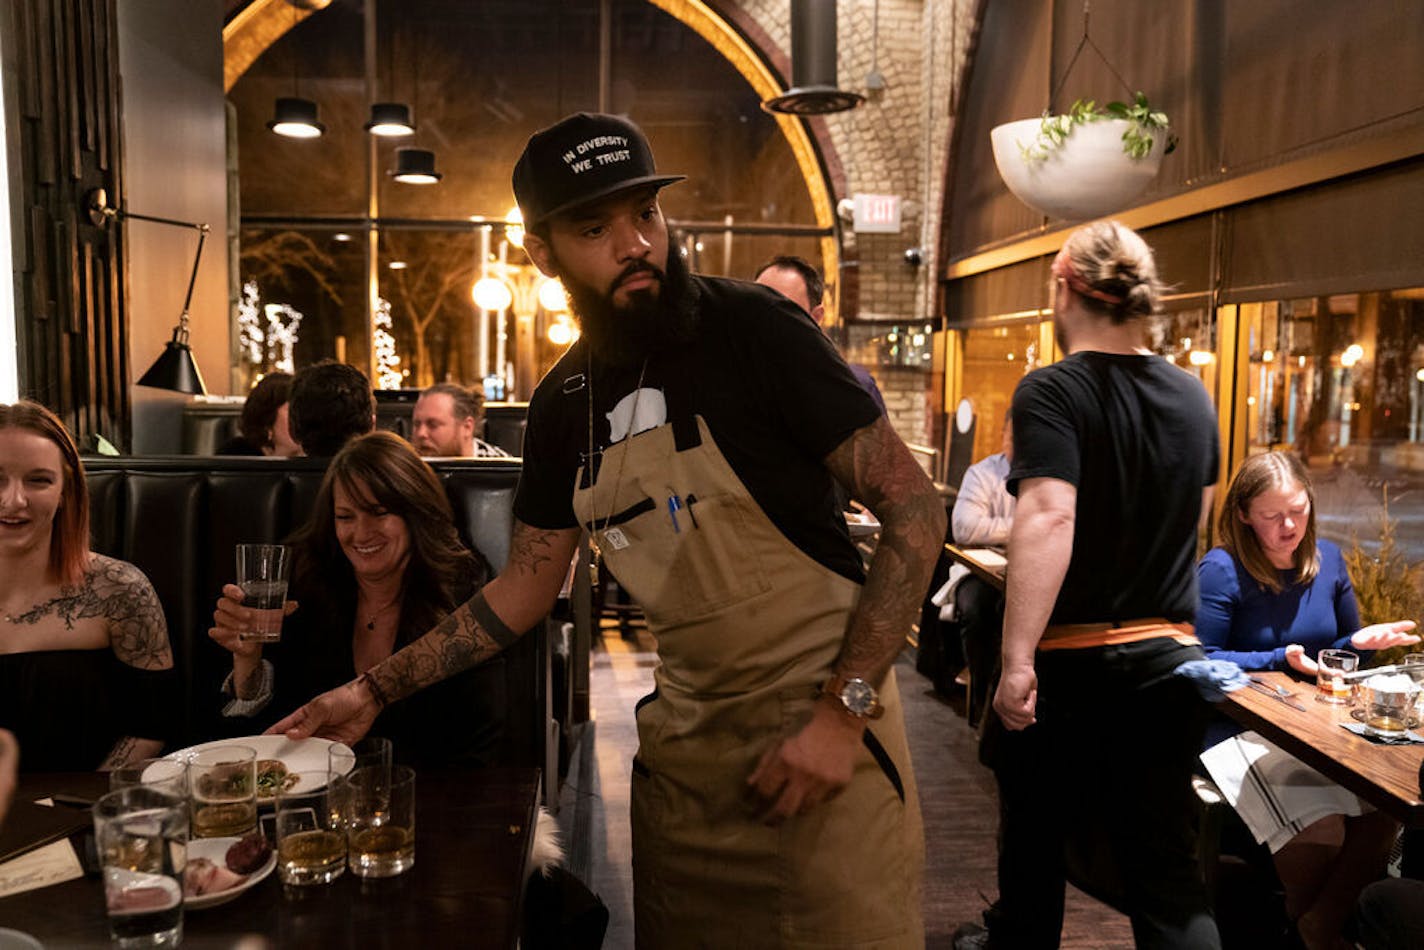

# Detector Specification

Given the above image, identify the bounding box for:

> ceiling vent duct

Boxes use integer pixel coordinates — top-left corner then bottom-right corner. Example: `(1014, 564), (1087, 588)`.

(762, 0), (864, 115)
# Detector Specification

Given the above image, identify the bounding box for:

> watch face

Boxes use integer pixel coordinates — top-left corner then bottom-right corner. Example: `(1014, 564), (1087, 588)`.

(841, 678), (876, 715)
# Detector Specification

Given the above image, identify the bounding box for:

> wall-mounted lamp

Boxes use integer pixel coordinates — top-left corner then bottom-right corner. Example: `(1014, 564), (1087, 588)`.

(87, 188), (209, 395)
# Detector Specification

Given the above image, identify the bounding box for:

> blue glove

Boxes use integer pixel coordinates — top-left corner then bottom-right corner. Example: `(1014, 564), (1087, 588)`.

(1173, 658), (1250, 702)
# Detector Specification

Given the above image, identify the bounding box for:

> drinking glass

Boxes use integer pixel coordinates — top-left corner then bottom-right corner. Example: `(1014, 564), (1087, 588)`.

(275, 771), (348, 886)
(1402, 653), (1424, 720)
(1364, 681), (1420, 738)
(1316, 649), (1358, 704)
(236, 543), (290, 643)
(346, 765), (416, 878)
(109, 758), (188, 797)
(328, 736), (392, 779)
(189, 745), (257, 838)
(93, 786), (187, 949)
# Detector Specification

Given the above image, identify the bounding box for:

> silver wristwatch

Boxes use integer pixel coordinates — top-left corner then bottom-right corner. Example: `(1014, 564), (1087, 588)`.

(824, 674), (885, 720)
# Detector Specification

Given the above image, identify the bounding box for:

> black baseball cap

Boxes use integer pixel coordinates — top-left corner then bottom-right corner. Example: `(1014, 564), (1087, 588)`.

(512, 113), (685, 227)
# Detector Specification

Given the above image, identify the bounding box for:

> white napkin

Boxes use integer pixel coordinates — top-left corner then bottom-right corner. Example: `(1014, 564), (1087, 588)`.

(931, 564), (971, 621)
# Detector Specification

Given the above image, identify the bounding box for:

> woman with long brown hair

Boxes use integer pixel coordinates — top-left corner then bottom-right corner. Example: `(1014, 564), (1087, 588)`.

(209, 431), (505, 765)
(1199, 450), (1418, 948)
(0, 400), (175, 771)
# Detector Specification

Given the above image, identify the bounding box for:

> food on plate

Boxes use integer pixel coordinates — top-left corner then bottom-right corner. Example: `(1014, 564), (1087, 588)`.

(225, 833), (273, 874)
(183, 858), (247, 897)
(255, 759), (299, 799)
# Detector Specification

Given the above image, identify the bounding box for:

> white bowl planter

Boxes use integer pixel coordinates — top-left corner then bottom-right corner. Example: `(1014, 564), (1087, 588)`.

(991, 117), (1168, 221)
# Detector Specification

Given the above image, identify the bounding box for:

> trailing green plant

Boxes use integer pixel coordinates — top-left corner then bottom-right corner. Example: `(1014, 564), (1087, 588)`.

(1343, 490), (1424, 667)
(1018, 92), (1176, 165)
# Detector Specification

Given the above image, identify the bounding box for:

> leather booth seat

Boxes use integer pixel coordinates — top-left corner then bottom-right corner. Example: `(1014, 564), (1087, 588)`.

(82, 454), (549, 769)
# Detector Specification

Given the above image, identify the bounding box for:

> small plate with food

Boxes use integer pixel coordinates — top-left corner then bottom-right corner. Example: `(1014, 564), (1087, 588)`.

(160, 736), (354, 803)
(183, 833), (276, 910)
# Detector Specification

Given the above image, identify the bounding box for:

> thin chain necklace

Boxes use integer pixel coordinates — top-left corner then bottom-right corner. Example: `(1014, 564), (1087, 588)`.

(586, 353), (648, 587)
(360, 598), (400, 632)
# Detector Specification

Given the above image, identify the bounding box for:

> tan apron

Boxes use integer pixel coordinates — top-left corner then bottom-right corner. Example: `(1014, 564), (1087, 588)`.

(572, 402), (924, 949)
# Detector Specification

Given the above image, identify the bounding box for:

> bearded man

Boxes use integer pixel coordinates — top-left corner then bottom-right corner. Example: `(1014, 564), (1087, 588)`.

(271, 113), (943, 949)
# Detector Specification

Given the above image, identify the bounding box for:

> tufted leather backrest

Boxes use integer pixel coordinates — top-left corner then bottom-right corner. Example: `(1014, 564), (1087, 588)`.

(81, 455), (540, 757)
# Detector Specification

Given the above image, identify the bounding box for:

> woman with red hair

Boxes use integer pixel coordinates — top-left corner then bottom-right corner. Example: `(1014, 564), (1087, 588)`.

(0, 401), (175, 771)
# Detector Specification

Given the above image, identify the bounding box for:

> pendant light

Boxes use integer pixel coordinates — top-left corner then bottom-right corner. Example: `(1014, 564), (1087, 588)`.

(268, 5), (325, 139)
(365, 102), (414, 137)
(390, 147), (442, 184)
(365, 13), (415, 137)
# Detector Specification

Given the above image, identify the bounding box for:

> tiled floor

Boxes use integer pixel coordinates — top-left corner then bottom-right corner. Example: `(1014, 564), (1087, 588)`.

(554, 623), (1136, 949)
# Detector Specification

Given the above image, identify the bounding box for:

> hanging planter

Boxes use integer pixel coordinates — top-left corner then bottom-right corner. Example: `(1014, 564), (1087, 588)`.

(991, 94), (1174, 221)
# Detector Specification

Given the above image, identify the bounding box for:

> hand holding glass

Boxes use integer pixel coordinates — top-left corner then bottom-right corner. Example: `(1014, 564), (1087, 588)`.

(236, 544), (290, 643)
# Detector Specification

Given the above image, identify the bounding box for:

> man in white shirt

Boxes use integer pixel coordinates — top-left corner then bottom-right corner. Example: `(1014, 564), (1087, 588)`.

(411, 383), (511, 458)
(951, 410), (1015, 546)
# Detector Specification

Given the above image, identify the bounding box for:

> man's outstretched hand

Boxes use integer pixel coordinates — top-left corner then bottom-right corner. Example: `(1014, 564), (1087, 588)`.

(265, 679), (380, 745)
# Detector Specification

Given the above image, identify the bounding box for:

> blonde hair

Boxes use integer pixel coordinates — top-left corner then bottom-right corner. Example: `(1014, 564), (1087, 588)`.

(1217, 451), (1319, 593)
(1058, 220), (1165, 323)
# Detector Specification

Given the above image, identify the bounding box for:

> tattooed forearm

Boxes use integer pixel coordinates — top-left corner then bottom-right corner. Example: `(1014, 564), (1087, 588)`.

(824, 416), (947, 684)
(99, 736), (138, 770)
(11, 556), (173, 670)
(368, 601), (503, 705)
(506, 521), (563, 577)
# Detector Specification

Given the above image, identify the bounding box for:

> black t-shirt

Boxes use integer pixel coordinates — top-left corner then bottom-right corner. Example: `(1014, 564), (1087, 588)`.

(515, 275), (880, 583)
(1008, 351), (1219, 624)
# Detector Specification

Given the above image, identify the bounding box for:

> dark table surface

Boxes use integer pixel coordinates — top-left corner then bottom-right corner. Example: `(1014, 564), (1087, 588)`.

(0, 767), (540, 948)
(1221, 671), (1424, 826)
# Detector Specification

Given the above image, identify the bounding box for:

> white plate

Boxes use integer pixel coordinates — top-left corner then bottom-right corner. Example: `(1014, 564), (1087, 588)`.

(160, 736), (354, 799)
(183, 836), (276, 910)
(845, 511), (881, 538)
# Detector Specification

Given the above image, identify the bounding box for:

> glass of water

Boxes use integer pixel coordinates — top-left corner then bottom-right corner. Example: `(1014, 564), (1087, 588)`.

(236, 543), (290, 643)
(93, 786), (188, 949)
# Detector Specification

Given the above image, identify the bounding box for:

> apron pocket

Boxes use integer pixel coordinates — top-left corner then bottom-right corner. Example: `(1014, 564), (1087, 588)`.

(654, 490), (771, 624)
(862, 729), (906, 804)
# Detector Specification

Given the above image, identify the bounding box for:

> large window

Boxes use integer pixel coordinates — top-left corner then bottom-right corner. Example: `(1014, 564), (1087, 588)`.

(959, 320), (1044, 463)
(1242, 288), (1424, 557)
(229, 0), (820, 395)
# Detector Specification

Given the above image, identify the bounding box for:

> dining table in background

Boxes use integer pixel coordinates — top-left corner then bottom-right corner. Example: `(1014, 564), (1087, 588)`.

(1220, 671), (1424, 826)
(0, 766), (541, 948)
(944, 543), (1007, 592)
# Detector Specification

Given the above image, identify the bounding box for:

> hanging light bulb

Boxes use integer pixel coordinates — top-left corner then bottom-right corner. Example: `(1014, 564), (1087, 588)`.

(472, 276), (513, 311)
(364, 102), (415, 137)
(389, 147), (442, 184)
(504, 208), (525, 249)
(267, 97), (326, 138)
(537, 278), (568, 313)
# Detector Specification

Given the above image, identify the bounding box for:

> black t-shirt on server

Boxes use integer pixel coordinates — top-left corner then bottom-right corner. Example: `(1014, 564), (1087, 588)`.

(514, 275), (881, 584)
(1008, 351), (1220, 625)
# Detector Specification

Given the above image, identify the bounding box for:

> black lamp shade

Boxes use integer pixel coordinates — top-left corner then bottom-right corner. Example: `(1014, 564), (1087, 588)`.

(267, 97), (326, 138)
(365, 102), (415, 136)
(137, 338), (207, 395)
(389, 147), (442, 184)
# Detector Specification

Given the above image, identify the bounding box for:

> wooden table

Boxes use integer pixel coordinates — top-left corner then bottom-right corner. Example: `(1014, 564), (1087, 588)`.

(945, 543), (1007, 591)
(1220, 671), (1424, 826)
(0, 767), (540, 948)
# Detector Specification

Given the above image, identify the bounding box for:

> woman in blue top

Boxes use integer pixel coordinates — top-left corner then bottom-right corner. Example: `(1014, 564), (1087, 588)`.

(1198, 451), (1417, 949)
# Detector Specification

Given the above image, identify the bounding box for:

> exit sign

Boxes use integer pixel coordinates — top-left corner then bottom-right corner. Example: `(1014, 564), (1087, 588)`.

(853, 194), (901, 233)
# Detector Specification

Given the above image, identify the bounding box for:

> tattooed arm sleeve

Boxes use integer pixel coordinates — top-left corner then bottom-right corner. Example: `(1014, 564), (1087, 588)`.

(366, 520), (581, 706)
(823, 415), (947, 687)
(91, 556), (174, 671)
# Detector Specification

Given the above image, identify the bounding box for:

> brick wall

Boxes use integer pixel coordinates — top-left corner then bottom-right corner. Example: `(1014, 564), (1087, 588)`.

(721, 0), (976, 449)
